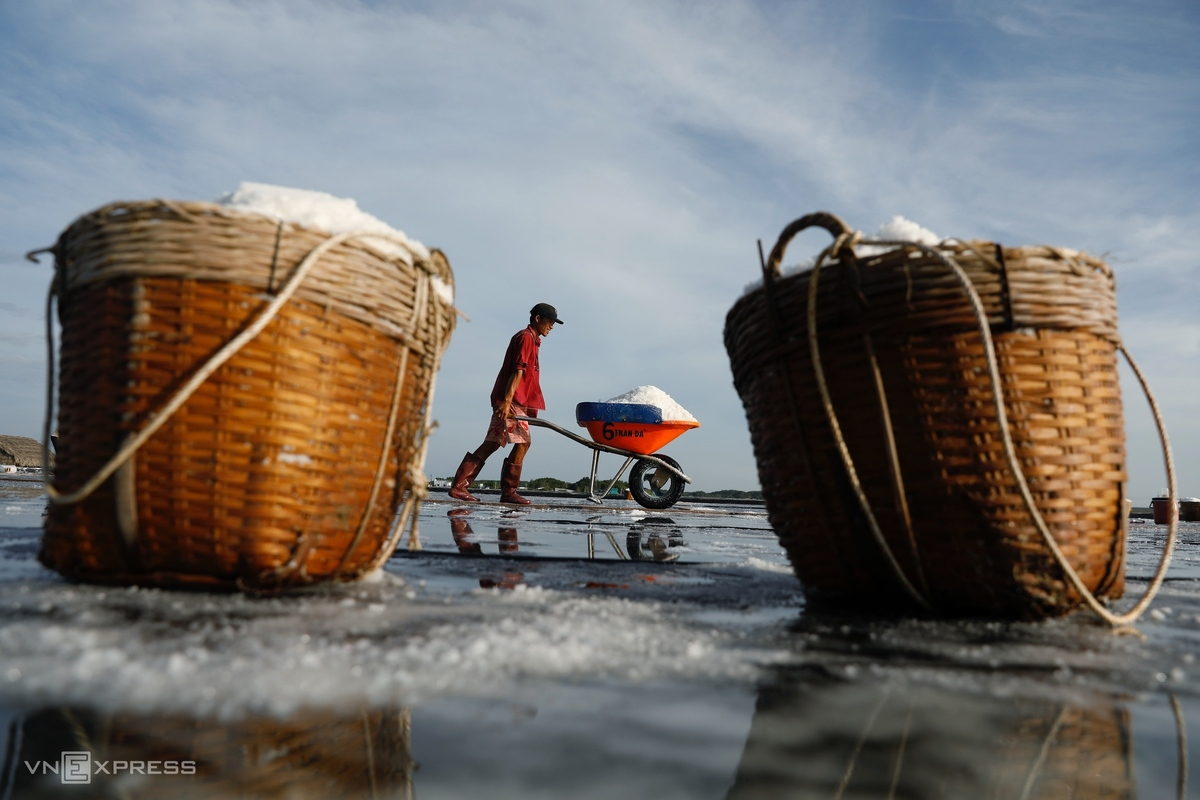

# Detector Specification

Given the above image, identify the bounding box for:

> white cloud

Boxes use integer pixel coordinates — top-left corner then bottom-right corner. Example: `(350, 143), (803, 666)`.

(0, 0), (1196, 497)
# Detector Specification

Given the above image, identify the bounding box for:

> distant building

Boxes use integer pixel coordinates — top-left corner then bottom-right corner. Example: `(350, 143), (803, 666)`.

(428, 477), (450, 488)
(0, 435), (53, 469)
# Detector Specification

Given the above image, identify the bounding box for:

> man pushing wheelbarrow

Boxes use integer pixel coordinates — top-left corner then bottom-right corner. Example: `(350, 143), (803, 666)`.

(448, 302), (564, 505)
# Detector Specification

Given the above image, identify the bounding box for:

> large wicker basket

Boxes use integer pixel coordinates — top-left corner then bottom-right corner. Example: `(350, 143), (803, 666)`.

(36, 200), (455, 591)
(725, 212), (1171, 620)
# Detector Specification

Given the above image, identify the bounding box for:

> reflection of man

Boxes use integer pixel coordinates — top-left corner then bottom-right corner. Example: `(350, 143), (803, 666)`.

(448, 508), (482, 554)
(447, 511), (522, 557)
(479, 570), (525, 590)
(498, 526), (519, 554)
(449, 303), (563, 505)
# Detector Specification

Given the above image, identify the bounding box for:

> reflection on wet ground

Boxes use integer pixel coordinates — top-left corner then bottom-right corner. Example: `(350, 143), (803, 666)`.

(0, 481), (1198, 798)
(729, 669), (1147, 799)
(446, 506), (688, 564)
(725, 601), (1191, 800)
(433, 500), (765, 564)
(6, 705), (414, 799)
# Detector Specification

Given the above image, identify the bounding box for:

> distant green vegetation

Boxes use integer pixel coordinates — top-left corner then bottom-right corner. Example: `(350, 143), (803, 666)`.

(528, 476), (629, 493)
(448, 476), (628, 493)
(683, 489), (763, 500)
(439, 474), (757, 498)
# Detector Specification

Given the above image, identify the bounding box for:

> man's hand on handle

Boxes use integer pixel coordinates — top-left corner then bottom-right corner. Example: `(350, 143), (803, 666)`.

(497, 368), (524, 422)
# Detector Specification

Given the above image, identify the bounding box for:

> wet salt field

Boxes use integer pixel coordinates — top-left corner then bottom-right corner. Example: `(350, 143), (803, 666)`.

(1, 476), (1198, 798)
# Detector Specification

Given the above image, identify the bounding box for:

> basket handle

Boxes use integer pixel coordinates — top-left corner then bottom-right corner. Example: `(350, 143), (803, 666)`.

(763, 212), (853, 280)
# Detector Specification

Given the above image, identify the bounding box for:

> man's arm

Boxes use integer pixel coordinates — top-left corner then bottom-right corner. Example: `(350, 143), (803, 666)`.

(497, 368), (524, 419)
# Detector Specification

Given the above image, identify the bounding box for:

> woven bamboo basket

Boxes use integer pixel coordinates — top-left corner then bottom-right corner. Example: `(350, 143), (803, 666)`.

(34, 199), (455, 591)
(725, 212), (1175, 620)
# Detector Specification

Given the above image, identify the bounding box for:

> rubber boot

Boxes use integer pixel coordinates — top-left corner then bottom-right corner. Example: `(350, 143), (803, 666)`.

(448, 452), (485, 502)
(499, 456), (531, 505)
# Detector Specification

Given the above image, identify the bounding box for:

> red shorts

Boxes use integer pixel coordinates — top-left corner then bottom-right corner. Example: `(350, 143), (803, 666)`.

(484, 403), (537, 446)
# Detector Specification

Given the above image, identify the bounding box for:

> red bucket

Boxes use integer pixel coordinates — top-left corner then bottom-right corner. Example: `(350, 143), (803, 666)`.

(1151, 496), (1174, 524)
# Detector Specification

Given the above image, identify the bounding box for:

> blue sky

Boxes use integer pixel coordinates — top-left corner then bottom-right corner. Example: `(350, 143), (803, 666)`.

(1, 0), (1196, 500)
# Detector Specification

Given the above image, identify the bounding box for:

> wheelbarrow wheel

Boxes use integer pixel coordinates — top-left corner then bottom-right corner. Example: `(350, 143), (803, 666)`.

(629, 455), (686, 510)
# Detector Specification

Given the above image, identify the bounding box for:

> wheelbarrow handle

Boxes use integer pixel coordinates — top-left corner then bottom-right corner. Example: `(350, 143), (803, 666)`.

(763, 211), (853, 281)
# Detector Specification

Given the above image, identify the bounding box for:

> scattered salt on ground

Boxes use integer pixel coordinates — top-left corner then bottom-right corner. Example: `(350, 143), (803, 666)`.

(0, 572), (763, 717)
(216, 182), (453, 305)
(744, 557), (795, 574)
(603, 386), (697, 423)
(742, 215), (942, 296)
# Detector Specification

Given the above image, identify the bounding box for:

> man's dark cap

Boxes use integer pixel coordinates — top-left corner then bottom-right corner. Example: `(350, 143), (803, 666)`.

(531, 303), (564, 324)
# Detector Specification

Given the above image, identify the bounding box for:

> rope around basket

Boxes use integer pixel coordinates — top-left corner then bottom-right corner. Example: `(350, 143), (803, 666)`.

(806, 234), (935, 611)
(330, 347), (410, 574)
(357, 314), (451, 568)
(804, 233), (1177, 626)
(40, 228), (441, 532)
(922, 240), (1176, 627)
(366, 261), (454, 561)
(328, 248), (432, 573)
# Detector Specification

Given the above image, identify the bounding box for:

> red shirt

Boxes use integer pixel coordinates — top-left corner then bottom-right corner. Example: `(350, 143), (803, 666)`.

(489, 326), (545, 410)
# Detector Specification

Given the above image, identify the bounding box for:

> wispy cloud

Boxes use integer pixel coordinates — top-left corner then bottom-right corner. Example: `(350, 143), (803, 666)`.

(0, 332), (41, 346)
(0, 0), (1196, 496)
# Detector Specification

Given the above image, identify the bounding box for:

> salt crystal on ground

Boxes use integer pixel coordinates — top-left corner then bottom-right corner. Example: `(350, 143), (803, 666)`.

(603, 386), (697, 423)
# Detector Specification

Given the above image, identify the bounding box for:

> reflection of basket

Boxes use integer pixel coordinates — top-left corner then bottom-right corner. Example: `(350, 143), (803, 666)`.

(727, 672), (1136, 799)
(725, 212), (1131, 618)
(16, 706), (414, 799)
(988, 704), (1136, 800)
(37, 200), (455, 590)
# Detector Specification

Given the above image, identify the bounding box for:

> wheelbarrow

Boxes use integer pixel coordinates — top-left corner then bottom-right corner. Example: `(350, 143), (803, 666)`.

(514, 402), (699, 509)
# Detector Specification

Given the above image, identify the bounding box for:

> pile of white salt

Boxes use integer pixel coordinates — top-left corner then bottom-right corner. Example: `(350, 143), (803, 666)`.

(216, 182), (453, 305)
(603, 386), (697, 423)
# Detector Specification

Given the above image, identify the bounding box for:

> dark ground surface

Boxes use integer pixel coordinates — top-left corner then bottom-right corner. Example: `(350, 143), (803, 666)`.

(0, 478), (1197, 798)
